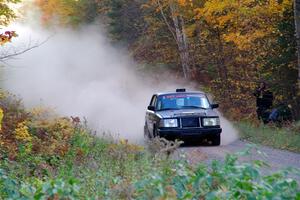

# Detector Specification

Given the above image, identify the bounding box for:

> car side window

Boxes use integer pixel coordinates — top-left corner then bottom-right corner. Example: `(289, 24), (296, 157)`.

(150, 95), (157, 107)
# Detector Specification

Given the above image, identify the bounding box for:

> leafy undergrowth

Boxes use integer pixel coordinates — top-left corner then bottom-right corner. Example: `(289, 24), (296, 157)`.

(237, 121), (300, 153)
(0, 93), (300, 199)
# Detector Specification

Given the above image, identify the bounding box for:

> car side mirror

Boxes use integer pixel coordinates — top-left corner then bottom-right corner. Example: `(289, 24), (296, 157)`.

(211, 104), (219, 109)
(147, 105), (156, 111)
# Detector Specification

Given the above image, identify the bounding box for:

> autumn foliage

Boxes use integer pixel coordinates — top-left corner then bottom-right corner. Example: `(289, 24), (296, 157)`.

(0, 31), (17, 45)
(34, 0), (98, 26)
(0, 92), (79, 160)
(28, 0), (300, 121)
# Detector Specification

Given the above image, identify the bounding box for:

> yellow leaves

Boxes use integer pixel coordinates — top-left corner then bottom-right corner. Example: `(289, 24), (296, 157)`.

(14, 121), (32, 142)
(119, 139), (144, 152)
(30, 106), (54, 120)
(196, 0), (236, 18)
(185, 24), (196, 37)
(120, 139), (128, 145)
(217, 13), (235, 27)
(194, 0), (290, 50)
(0, 108), (3, 131)
(54, 118), (74, 138)
(194, 0), (239, 25)
(223, 30), (267, 50)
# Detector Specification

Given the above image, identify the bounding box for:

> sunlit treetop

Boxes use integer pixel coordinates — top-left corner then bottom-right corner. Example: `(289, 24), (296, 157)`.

(34, 0), (97, 27)
(195, 0), (292, 50)
(0, 0), (21, 27)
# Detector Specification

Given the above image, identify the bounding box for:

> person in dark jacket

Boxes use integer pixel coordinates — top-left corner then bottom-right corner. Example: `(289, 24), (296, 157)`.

(253, 82), (274, 124)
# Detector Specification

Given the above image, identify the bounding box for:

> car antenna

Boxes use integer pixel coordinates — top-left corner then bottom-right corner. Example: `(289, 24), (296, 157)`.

(176, 88), (186, 92)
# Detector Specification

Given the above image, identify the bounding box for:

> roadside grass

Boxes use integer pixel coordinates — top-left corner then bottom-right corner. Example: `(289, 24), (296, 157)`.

(237, 121), (300, 153)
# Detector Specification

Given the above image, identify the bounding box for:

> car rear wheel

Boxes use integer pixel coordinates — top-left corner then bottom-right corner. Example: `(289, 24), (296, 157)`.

(211, 135), (221, 146)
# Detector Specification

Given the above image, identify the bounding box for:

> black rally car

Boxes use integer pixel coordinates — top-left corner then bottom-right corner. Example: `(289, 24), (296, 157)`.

(144, 89), (222, 145)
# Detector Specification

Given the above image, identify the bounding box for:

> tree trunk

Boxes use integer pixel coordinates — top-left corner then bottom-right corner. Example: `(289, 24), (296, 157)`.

(169, 3), (191, 79)
(295, 0), (300, 89)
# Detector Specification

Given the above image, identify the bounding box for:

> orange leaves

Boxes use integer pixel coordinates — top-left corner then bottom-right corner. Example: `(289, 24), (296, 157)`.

(0, 91), (79, 159)
(195, 0), (292, 50)
(35, 0), (59, 24)
(0, 31), (18, 45)
(177, 0), (186, 6)
(223, 30), (267, 50)
(34, 0), (85, 26)
(177, 0), (193, 7)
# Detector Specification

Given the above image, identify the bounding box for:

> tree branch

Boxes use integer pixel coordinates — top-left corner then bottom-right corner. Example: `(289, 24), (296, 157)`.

(156, 0), (178, 43)
(0, 36), (51, 61)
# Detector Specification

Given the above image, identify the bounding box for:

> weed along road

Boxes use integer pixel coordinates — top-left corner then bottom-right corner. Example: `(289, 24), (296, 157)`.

(177, 139), (300, 180)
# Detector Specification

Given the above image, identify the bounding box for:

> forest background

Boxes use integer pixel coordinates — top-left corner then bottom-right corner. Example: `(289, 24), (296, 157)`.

(32, 0), (300, 121)
(2, 0), (300, 122)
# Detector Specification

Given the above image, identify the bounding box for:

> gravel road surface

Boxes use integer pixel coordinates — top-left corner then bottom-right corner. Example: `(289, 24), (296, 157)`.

(177, 139), (300, 179)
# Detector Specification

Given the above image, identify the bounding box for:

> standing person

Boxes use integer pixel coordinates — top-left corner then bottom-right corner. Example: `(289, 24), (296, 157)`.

(253, 82), (274, 124)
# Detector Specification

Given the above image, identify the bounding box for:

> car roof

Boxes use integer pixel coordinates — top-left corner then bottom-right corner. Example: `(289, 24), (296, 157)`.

(155, 91), (206, 96)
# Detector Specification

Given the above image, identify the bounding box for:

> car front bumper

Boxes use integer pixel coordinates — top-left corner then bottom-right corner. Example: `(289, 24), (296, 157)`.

(158, 127), (222, 139)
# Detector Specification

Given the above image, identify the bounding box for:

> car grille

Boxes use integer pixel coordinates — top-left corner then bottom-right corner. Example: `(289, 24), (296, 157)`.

(180, 117), (200, 128)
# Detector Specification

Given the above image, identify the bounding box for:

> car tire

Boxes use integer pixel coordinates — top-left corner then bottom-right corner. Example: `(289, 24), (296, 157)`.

(211, 135), (221, 146)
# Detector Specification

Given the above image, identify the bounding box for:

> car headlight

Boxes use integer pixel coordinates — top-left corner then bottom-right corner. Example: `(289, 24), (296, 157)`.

(202, 117), (220, 127)
(159, 119), (178, 128)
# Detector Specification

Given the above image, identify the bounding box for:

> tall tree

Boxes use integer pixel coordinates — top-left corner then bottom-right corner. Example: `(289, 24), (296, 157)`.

(294, 0), (300, 89)
(168, 1), (191, 79)
(149, 0), (193, 79)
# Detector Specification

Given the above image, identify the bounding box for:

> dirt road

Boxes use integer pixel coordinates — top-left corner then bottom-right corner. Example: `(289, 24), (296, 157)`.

(178, 139), (300, 178)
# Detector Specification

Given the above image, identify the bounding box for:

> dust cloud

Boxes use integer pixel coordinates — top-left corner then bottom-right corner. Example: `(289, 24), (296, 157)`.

(2, 21), (238, 145)
(219, 114), (239, 145)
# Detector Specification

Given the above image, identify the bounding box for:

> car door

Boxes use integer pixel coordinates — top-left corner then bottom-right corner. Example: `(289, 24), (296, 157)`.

(146, 95), (157, 135)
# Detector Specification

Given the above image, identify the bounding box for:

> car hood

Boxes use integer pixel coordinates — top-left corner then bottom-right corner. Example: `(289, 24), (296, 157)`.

(156, 109), (218, 118)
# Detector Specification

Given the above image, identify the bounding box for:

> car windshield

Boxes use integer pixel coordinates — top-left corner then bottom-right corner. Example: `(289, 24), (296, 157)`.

(156, 94), (210, 111)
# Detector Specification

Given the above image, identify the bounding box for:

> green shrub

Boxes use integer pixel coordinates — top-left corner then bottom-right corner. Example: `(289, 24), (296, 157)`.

(3, 152), (299, 199)
(0, 169), (80, 199)
(133, 153), (300, 200)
